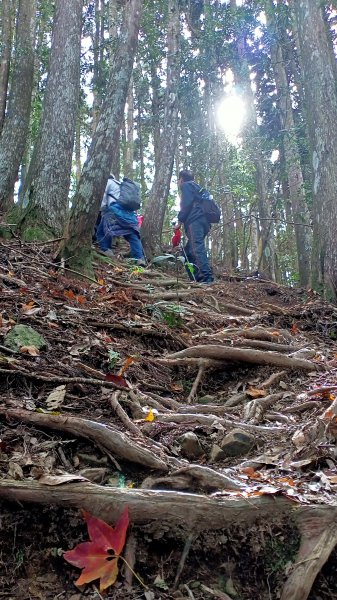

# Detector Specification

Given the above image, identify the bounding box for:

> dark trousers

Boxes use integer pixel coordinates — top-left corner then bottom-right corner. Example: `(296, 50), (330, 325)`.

(184, 218), (213, 282)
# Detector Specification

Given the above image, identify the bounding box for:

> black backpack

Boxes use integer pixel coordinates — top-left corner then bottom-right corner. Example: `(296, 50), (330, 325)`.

(110, 177), (141, 211)
(195, 185), (221, 224)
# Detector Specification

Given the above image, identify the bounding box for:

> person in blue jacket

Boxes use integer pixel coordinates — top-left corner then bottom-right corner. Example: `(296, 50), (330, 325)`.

(96, 175), (145, 264)
(175, 169), (214, 283)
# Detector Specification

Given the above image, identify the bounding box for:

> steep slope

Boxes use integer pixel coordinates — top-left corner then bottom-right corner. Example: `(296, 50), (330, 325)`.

(0, 238), (337, 600)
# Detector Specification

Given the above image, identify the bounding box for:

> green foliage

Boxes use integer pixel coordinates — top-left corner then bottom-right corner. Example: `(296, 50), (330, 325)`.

(107, 350), (120, 369)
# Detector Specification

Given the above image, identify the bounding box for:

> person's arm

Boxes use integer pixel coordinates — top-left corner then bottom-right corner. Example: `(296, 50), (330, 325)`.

(177, 182), (195, 223)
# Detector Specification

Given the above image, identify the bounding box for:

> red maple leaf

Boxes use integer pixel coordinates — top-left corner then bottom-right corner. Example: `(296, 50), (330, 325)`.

(64, 507), (129, 591)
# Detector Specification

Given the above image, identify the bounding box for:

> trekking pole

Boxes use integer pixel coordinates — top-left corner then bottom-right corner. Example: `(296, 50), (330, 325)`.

(180, 243), (197, 282)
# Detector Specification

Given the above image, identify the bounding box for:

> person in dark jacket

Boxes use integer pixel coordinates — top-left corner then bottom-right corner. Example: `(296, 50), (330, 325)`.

(175, 170), (214, 283)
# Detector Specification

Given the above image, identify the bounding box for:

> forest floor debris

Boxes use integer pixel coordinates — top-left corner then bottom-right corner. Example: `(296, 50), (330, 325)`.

(1, 239), (337, 599)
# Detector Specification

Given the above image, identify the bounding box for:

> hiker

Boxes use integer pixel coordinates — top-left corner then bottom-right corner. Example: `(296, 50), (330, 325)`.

(175, 169), (214, 284)
(96, 175), (145, 264)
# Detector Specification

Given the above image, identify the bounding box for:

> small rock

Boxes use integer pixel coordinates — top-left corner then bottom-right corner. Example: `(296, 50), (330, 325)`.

(219, 428), (255, 457)
(179, 432), (203, 459)
(4, 324), (46, 351)
(279, 381), (288, 390)
(209, 443), (225, 462)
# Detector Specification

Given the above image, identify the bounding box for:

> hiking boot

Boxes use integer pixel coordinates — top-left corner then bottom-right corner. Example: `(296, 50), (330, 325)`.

(136, 259), (146, 267)
(199, 279), (215, 285)
(102, 249), (114, 258)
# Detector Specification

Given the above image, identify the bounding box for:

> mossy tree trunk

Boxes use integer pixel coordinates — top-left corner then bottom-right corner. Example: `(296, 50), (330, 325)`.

(0, 0), (13, 135)
(0, 0), (36, 213)
(291, 0), (337, 299)
(266, 0), (311, 288)
(20, 0), (82, 239)
(58, 0), (143, 277)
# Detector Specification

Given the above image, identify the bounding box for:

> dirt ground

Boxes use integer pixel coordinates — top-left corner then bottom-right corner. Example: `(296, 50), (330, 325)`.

(1, 238), (337, 600)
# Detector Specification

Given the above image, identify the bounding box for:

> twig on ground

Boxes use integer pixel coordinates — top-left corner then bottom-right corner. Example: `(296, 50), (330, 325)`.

(174, 532), (194, 589)
(108, 390), (142, 436)
(123, 532), (137, 588)
(187, 361), (206, 403)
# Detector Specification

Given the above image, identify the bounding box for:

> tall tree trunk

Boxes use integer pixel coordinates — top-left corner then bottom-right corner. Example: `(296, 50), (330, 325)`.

(109, 0), (120, 178)
(20, 0), (82, 237)
(92, 0), (102, 134)
(266, 0), (311, 287)
(59, 0), (143, 275)
(141, 0), (180, 258)
(230, 0), (276, 279)
(0, 0), (12, 134)
(75, 117), (82, 185)
(0, 0), (36, 212)
(124, 75), (134, 178)
(291, 0), (337, 298)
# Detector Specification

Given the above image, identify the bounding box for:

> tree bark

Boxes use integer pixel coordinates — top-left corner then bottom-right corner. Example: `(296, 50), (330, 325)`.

(0, 0), (12, 134)
(291, 0), (337, 298)
(266, 0), (311, 287)
(59, 0), (143, 275)
(0, 0), (36, 212)
(141, 0), (180, 258)
(20, 0), (82, 237)
(124, 75), (134, 178)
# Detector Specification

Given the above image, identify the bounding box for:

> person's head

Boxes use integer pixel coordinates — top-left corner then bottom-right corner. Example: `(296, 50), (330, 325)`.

(178, 169), (194, 188)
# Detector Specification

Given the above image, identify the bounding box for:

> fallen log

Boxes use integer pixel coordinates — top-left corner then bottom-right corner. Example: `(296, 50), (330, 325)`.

(0, 478), (324, 530)
(1, 479), (336, 600)
(165, 345), (323, 371)
(0, 407), (167, 471)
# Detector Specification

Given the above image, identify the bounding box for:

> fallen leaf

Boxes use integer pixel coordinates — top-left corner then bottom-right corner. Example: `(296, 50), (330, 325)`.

(64, 507), (129, 592)
(64, 289), (76, 300)
(241, 467), (261, 479)
(76, 295), (86, 304)
(20, 345), (40, 356)
(21, 301), (41, 316)
(246, 387), (266, 399)
(118, 356), (136, 377)
(145, 408), (155, 422)
(97, 278), (105, 286)
(39, 474), (87, 485)
(46, 385), (66, 410)
(291, 323), (299, 335)
(105, 374), (128, 388)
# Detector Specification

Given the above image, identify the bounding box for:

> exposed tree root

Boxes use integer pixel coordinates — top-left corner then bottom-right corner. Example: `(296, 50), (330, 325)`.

(210, 326), (293, 343)
(0, 478), (324, 530)
(187, 361), (206, 403)
(261, 370), (287, 389)
(165, 345), (323, 371)
(280, 508), (337, 600)
(0, 407), (168, 471)
(243, 392), (285, 422)
(155, 411), (286, 433)
(141, 464), (242, 492)
(228, 339), (304, 353)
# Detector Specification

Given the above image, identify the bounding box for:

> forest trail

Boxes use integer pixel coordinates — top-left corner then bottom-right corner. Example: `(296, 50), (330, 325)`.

(1, 239), (337, 600)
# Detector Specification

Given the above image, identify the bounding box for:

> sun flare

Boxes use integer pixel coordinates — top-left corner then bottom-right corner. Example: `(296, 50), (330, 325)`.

(217, 95), (246, 141)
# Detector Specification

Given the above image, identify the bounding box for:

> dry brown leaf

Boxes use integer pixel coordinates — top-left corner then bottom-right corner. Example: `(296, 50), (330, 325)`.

(20, 345), (40, 356)
(246, 387), (266, 399)
(39, 474), (87, 486)
(46, 385), (66, 410)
